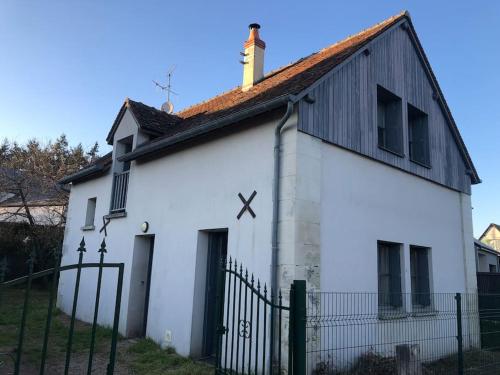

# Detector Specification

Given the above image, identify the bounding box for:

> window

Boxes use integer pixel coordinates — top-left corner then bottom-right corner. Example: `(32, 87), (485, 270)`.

(110, 136), (133, 213)
(378, 241), (403, 311)
(377, 85), (403, 155)
(408, 103), (430, 166)
(489, 264), (497, 273)
(410, 246), (431, 308)
(84, 197), (97, 228)
(122, 142), (133, 172)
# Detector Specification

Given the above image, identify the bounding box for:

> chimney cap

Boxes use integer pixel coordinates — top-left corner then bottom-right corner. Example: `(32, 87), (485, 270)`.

(248, 23), (261, 30)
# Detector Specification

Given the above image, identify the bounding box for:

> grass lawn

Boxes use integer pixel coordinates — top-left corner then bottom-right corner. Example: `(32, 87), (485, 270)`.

(0, 287), (212, 374)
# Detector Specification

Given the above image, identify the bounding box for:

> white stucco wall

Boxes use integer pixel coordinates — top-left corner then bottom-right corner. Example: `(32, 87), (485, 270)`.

(58, 106), (478, 367)
(58, 111), (297, 356)
(320, 144), (475, 294)
(310, 143), (478, 369)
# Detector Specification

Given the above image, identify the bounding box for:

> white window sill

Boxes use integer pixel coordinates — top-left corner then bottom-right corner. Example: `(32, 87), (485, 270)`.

(81, 225), (95, 231)
(410, 308), (437, 317)
(105, 211), (127, 220)
(378, 309), (408, 320)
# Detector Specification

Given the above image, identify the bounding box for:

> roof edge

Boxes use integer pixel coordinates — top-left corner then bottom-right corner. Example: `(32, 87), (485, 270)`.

(475, 239), (499, 255)
(404, 17), (480, 184)
(293, 12), (479, 185)
(479, 223), (500, 241)
(58, 152), (112, 185)
(120, 94), (296, 162)
(106, 100), (129, 145)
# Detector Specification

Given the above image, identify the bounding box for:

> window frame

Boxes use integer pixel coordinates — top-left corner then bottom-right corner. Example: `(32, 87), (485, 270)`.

(377, 241), (404, 316)
(407, 103), (431, 168)
(83, 197), (97, 230)
(376, 85), (404, 157)
(116, 136), (134, 173)
(409, 245), (433, 311)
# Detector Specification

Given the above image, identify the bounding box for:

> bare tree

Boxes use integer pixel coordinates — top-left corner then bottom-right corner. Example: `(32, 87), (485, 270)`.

(0, 135), (99, 272)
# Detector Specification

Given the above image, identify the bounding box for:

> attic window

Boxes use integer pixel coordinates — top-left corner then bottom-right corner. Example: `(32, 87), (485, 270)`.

(408, 103), (430, 167)
(377, 85), (403, 155)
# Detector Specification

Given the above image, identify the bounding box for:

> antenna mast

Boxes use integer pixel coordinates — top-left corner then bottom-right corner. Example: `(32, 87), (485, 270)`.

(153, 65), (178, 113)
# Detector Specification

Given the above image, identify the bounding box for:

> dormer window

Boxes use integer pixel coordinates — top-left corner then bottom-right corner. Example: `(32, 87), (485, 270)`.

(110, 136), (133, 213)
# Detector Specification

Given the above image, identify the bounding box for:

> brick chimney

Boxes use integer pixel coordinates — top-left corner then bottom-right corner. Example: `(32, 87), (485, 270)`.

(242, 23), (266, 91)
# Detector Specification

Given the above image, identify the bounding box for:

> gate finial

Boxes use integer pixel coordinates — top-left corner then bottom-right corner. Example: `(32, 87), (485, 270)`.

(99, 238), (107, 253)
(78, 237), (86, 253)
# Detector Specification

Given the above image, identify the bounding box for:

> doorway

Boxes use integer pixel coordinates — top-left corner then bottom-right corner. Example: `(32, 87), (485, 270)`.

(126, 235), (155, 337)
(202, 231), (228, 358)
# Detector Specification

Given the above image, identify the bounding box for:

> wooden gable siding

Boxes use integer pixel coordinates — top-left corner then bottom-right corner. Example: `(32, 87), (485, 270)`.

(298, 25), (471, 194)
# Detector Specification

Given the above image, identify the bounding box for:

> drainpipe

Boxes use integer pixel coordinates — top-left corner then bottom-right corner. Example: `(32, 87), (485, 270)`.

(271, 100), (294, 294)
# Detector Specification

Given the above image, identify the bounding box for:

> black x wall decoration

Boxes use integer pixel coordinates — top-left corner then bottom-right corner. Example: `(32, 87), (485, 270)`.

(99, 216), (111, 236)
(237, 190), (257, 219)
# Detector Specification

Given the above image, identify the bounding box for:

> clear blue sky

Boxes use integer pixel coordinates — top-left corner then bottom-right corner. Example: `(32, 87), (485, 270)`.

(1, 1), (498, 236)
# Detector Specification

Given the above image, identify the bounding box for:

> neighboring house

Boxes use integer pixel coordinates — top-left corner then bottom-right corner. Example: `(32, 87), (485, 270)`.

(0, 193), (65, 226)
(475, 239), (499, 273)
(0, 173), (66, 279)
(58, 11), (480, 363)
(0, 170), (66, 226)
(480, 223), (500, 251)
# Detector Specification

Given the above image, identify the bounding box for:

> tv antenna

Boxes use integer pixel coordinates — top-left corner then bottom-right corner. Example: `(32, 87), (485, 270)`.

(153, 65), (178, 114)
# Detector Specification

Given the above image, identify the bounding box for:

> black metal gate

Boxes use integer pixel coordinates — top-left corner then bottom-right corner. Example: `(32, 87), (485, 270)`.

(0, 237), (124, 375)
(213, 258), (306, 374)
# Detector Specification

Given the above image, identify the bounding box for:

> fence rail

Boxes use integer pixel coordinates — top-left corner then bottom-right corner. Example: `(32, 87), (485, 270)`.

(0, 237), (124, 375)
(305, 291), (500, 374)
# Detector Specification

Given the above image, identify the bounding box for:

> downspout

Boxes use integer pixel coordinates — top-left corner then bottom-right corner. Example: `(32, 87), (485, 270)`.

(271, 100), (295, 294)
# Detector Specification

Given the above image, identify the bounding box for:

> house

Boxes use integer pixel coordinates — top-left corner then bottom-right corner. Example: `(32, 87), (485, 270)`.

(0, 167), (66, 226)
(475, 239), (499, 273)
(479, 223), (500, 251)
(57, 11), (480, 365)
(0, 172), (66, 279)
(0, 190), (65, 227)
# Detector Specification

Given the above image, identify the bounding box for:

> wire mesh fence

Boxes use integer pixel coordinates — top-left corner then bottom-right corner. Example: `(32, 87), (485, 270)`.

(305, 291), (500, 374)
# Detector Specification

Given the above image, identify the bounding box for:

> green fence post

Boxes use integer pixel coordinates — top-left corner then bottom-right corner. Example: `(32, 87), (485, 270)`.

(0, 256), (7, 301)
(292, 280), (306, 375)
(456, 293), (464, 375)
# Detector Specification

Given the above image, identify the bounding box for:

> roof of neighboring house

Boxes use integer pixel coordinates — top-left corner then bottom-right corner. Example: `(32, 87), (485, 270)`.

(480, 223), (500, 241)
(58, 152), (113, 185)
(63, 11), (480, 185)
(475, 239), (499, 256)
(0, 168), (65, 208)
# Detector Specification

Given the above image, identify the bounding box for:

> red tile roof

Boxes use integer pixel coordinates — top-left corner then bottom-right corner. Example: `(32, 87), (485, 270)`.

(107, 11), (407, 145)
(162, 11), (408, 139)
(79, 11), (479, 185)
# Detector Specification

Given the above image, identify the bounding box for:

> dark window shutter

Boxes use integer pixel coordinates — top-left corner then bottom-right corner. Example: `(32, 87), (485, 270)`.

(389, 248), (402, 308)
